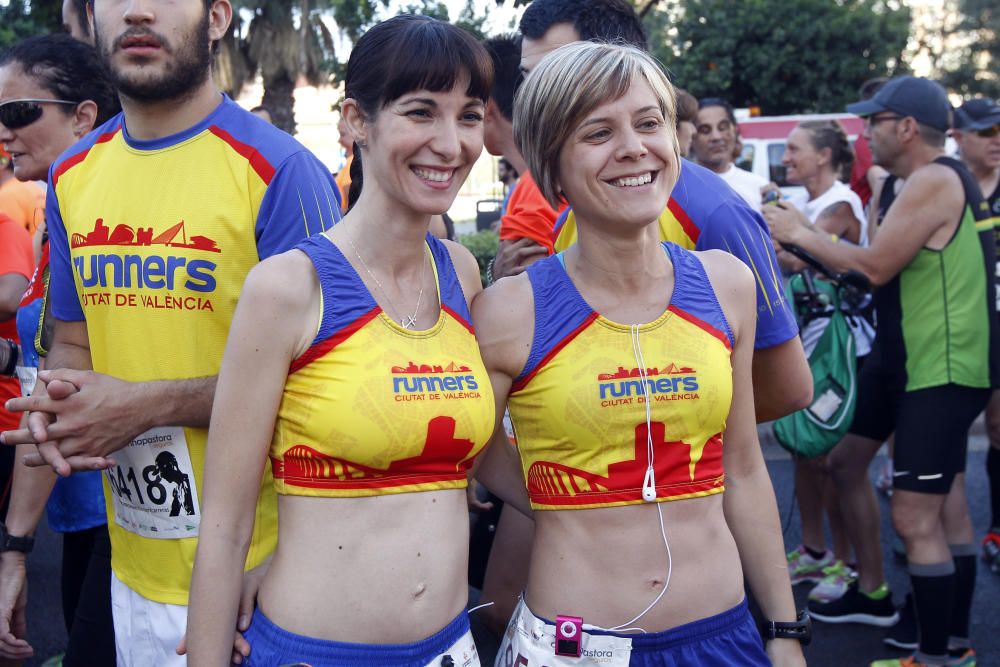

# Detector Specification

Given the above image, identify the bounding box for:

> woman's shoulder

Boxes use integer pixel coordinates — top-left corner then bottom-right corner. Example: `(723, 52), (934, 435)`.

(244, 244), (320, 310)
(681, 247), (754, 300)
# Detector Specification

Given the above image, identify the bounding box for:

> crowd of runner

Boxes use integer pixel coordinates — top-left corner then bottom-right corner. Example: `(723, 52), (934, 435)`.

(0, 1), (997, 666)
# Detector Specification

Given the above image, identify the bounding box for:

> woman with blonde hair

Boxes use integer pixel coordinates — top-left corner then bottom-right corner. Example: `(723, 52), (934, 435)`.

(475, 41), (806, 666)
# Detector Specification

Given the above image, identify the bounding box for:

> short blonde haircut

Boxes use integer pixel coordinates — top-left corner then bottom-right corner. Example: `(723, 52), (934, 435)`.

(513, 41), (679, 208)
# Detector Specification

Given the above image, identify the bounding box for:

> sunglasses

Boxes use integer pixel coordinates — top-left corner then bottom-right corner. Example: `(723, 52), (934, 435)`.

(0, 98), (78, 130)
(977, 124), (1000, 138)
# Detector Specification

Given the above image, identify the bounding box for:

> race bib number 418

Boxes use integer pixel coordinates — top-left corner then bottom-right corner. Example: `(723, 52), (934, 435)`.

(105, 426), (200, 539)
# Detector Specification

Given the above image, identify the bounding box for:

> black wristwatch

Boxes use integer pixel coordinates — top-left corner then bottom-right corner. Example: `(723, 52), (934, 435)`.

(0, 525), (34, 554)
(761, 609), (811, 645)
(1, 339), (17, 377)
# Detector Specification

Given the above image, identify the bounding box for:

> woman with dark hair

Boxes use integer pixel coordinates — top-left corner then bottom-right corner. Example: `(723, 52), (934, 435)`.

(0, 32), (119, 665)
(186, 15), (495, 666)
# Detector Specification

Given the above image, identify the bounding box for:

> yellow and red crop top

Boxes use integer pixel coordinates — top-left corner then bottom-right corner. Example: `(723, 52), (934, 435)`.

(270, 234), (495, 497)
(507, 242), (734, 510)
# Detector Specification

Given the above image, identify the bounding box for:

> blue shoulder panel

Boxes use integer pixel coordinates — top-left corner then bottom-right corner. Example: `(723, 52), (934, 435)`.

(425, 235), (472, 328)
(677, 161), (797, 349)
(664, 242), (735, 348)
(296, 235), (377, 348)
(513, 255), (596, 389)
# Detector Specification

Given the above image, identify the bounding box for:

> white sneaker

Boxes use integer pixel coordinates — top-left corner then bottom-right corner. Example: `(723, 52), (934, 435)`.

(808, 560), (857, 602)
(787, 545), (833, 585)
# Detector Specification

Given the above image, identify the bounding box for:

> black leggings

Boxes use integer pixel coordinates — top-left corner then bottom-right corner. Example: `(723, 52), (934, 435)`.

(61, 524), (116, 667)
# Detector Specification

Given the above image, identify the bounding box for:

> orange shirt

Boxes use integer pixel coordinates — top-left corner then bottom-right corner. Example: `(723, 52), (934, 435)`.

(498, 172), (565, 254)
(0, 214), (35, 429)
(0, 177), (45, 234)
(335, 153), (353, 212)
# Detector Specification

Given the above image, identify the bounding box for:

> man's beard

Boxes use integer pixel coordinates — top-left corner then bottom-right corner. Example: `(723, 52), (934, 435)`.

(95, 12), (211, 103)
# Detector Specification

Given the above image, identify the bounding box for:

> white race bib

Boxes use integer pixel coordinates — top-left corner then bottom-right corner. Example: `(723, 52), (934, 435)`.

(496, 600), (631, 667)
(425, 627), (480, 667)
(105, 426), (200, 539)
(15, 366), (37, 397)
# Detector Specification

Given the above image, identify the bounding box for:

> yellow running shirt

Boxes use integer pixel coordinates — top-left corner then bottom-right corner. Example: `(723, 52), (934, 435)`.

(46, 96), (341, 604)
(271, 234), (495, 496)
(508, 243), (733, 510)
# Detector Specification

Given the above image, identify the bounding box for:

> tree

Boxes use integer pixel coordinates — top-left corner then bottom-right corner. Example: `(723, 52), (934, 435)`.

(224, 0), (341, 134)
(0, 0), (62, 50)
(938, 0), (1000, 98)
(645, 0), (910, 115)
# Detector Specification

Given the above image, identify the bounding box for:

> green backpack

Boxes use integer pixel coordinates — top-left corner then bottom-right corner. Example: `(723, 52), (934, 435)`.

(773, 275), (858, 459)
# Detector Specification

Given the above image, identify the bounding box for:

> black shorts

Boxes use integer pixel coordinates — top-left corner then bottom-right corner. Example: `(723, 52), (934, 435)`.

(849, 350), (989, 494)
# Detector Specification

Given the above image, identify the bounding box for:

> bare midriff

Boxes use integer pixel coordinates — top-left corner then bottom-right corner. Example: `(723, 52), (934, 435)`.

(524, 493), (745, 632)
(257, 488), (470, 643)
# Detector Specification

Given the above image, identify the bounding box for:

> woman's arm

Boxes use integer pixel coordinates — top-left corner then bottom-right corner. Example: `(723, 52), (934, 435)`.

(469, 275), (534, 516)
(704, 251), (805, 666)
(186, 253), (318, 666)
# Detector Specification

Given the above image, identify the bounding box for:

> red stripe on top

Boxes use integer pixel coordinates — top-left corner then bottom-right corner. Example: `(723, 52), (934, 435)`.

(208, 125), (276, 185)
(667, 197), (700, 245)
(511, 311), (598, 393)
(442, 303), (474, 335)
(52, 129), (120, 187)
(668, 305), (732, 350)
(289, 306), (380, 373)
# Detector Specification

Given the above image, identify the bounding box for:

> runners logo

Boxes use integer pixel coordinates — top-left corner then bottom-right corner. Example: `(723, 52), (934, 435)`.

(391, 361), (480, 401)
(71, 218), (220, 312)
(597, 364), (699, 407)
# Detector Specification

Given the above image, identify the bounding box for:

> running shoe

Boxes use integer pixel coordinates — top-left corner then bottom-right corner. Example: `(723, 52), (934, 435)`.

(882, 593), (918, 651)
(808, 560), (857, 602)
(948, 649), (976, 666)
(870, 652), (976, 667)
(982, 532), (1000, 574)
(786, 545), (833, 585)
(809, 580), (899, 626)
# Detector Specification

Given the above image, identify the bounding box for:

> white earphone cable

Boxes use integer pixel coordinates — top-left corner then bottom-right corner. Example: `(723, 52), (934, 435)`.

(586, 324), (672, 633)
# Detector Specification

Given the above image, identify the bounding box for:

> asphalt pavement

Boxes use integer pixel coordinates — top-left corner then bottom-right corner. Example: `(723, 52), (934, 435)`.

(20, 426), (1000, 666)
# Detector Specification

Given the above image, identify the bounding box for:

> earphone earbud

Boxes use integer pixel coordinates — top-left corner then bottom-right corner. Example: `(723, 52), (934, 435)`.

(642, 466), (656, 502)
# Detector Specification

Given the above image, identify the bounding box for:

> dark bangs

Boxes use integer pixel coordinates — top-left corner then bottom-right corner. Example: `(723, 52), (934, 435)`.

(346, 15), (493, 115)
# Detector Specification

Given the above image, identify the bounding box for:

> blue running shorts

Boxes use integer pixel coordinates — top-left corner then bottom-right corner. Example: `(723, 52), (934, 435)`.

(243, 606), (480, 667)
(496, 597), (769, 667)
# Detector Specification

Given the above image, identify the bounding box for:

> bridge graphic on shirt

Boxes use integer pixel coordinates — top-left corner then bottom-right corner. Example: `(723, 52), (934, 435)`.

(71, 218), (221, 253)
(526, 422), (723, 502)
(273, 416), (476, 488)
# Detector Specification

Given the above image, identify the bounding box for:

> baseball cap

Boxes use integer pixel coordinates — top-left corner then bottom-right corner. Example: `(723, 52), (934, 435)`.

(954, 98), (1000, 131)
(846, 76), (952, 132)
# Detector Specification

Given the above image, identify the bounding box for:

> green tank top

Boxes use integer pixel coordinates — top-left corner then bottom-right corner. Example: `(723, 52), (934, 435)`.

(873, 156), (998, 392)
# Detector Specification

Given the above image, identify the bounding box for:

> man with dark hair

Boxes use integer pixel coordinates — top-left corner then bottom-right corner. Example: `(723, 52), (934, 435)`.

(62, 0), (93, 43)
(768, 77), (995, 667)
(953, 97), (1000, 576)
(519, 0), (647, 57)
(3, 1), (340, 664)
(692, 97), (768, 211)
(675, 87), (698, 157)
(851, 78), (889, 209)
(511, 0), (810, 424)
(483, 33), (559, 274)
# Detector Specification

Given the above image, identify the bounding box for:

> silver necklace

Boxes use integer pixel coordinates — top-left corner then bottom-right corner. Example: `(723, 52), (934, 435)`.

(345, 231), (427, 329)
